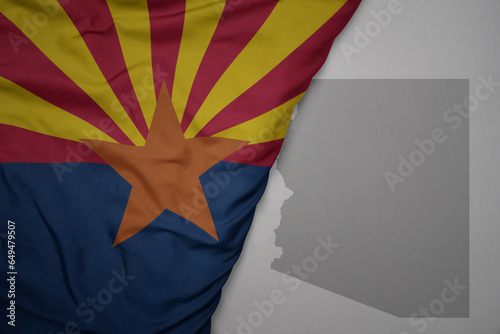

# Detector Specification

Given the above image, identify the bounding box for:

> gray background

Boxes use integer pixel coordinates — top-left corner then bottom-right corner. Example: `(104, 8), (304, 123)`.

(213, 0), (500, 333)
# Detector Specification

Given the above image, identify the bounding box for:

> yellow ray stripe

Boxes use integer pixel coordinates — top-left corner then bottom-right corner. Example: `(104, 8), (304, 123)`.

(0, 1), (145, 146)
(213, 93), (304, 144)
(0, 77), (115, 143)
(185, 0), (347, 138)
(107, 0), (155, 128)
(171, 0), (225, 123)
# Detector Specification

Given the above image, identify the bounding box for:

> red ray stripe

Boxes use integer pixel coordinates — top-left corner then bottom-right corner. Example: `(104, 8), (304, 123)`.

(180, 0), (278, 131)
(0, 124), (105, 164)
(0, 122), (279, 168)
(197, 0), (363, 137)
(0, 14), (132, 145)
(148, 0), (185, 97)
(59, 0), (148, 139)
(223, 139), (284, 167)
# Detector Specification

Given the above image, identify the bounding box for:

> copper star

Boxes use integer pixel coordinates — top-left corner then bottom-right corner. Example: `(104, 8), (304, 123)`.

(82, 83), (247, 246)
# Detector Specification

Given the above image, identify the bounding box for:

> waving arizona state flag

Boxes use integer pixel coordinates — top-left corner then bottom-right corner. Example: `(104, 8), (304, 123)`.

(0, 0), (361, 333)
